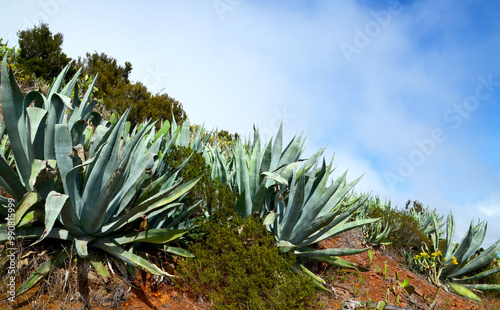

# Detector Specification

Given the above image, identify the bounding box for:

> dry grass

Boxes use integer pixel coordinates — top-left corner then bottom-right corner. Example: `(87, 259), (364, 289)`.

(0, 243), (133, 310)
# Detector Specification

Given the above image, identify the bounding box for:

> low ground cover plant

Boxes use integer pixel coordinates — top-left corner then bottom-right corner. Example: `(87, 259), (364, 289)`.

(176, 205), (320, 309)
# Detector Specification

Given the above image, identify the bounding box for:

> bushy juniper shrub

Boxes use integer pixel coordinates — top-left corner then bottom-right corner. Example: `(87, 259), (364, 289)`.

(176, 206), (320, 309)
(165, 145), (236, 217)
(364, 202), (430, 251)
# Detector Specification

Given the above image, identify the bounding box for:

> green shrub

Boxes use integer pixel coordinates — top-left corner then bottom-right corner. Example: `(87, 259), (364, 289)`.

(363, 202), (429, 251)
(176, 206), (320, 309)
(165, 145), (236, 217)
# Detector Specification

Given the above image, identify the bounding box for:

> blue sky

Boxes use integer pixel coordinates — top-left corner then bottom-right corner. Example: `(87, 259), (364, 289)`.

(2, 0), (500, 246)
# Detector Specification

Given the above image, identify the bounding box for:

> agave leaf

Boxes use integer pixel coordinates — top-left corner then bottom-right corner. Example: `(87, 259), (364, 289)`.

(463, 284), (500, 291)
(101, 229), (190, 245)
(24, 91), (45, 109)
(84, 123), (153, 234)
(455, 266), (500, 282)
(280, 132), (306, 168)
(0, 156), (27, 202)
(443, 220), (484, 277)
(302, 217), (378, 247)
(448, 239), (500, 278)
(248, 140), (261, 203)
(235, 140), (252, 217)
(290, 262), (329, 291)
(269, 124), (283, 173)
(259, 138), (274, 180)
(262, 171), (288, 186)
(293, 262), (326, 284)
(461, 221), (487, 262)
(31, 191), (69, 245)
(276, 240), (297, 254)
(0, 226), (72, 242)
(93, 242), (168, 276)
(279, 170), (305, 241)
(80, 111), (129, 223)
(1, 56), (30, 187)
(104, 124), (157, 217)
(442, 213), (456, 259)
(178, 119), (190, 147)
(448, 282), (482, 301)
(314, 256), (360, 269)
(164, 246), (194, 258)
(291, 174), (358, 241)
(28, 160), (46, 190)
(154, 121), (170, 141)
(26, 107), (48, 161)
(263, 211), (277, 226)
(17, 210), (43, 227)
(75, 236), (95, 258)
(44, 93), (69, 160)
(295, 247), (370, 257)
(100, 177), (200, 235)
(55, 124), (88, 217)
(89, 258), (110, 278)
(70, 120), (88, 146)
(88, 124), (109, 156)
(45, 62), (71, 100)
(14, 191), (42, 226)
(77, 79), (99, 123)
(189, 121), (205, 150)
(154, 202), (198, 229)
(60, 67), (81, 97)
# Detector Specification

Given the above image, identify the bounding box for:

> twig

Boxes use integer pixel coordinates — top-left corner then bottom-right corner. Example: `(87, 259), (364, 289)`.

(430, 287), (441, 309)
(341, 300), (417, 310)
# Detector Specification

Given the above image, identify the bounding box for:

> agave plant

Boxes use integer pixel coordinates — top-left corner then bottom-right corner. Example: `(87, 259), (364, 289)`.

(263, 160), (376, 288)
(203, 137), (235, 187)
(203, 124), (377, 289)
(357, 196), (392, 246)
(231, 123), (310, 217)
(0, 55), (100, 211)
(365, 220), (392, 246)
(409, 205), (444, 236)
(0, 58), (200, 304)
(423, 212), (500, 300)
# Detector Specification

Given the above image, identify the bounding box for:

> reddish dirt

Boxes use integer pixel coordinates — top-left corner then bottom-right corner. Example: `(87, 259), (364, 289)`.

(2, 230), (500, 309)
(314, 229), (500, 310)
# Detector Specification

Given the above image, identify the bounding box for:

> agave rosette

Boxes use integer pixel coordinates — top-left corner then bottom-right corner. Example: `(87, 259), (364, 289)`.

(0, 56), (199, 298)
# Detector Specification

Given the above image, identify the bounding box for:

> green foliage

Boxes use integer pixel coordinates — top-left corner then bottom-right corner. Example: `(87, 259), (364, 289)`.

(165, 145), (236, 217)
(76, 52), (132, 99)
(106, 81), (187, 127)
(0, 39), (43, 94)
(14, 22), (187, 128)
(0, 38), (16, 61)
(177, 206), (320, 309)
(16, 23), (74, 81)
(76, 51), (186, 127)
(361, 199), (429, 251)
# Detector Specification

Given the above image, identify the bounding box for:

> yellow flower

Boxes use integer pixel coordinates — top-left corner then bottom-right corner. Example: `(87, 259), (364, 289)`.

(451, 256), (459, 265)
(431, 251), (442, 257)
